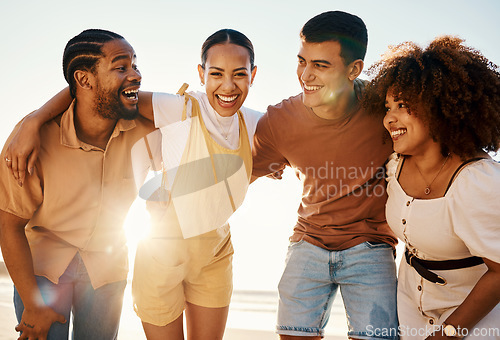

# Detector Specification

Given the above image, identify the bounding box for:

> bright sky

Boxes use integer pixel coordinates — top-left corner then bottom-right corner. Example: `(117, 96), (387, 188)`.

(2, 0), (499, 135)
(1, 0), (499, 291)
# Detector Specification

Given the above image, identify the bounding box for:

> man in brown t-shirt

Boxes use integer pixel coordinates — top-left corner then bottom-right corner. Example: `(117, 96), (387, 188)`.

(252, 12), (398, 340)
(0, 30), (154, 339)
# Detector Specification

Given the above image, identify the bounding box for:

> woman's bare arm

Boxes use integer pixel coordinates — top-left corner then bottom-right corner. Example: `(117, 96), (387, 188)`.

(426, 258), (500, 339)
(137, 90), (154, 121)
(5, 89), (154, 186)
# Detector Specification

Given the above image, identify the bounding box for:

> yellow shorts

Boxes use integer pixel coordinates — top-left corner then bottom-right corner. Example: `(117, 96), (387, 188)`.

(132, 225), (233, 326)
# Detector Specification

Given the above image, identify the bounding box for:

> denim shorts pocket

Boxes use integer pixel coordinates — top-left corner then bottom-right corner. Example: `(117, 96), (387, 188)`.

(288, 239), (305, 249)
(364, 241), (392, 249)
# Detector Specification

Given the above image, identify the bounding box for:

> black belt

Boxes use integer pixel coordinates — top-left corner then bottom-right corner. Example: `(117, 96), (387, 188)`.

(405, 248), (484, 285)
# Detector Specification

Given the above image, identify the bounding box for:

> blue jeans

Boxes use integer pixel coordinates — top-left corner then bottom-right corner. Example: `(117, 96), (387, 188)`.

(14, 253), (126, 340)
(277, 240), (399, 339)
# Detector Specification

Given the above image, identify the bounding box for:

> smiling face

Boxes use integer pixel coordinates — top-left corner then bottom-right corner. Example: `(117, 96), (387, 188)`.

(383, 92), (435, 156)
(198, 43), (256, 117)
(92, 39), (142, 120)
(297, 40), (355, 115)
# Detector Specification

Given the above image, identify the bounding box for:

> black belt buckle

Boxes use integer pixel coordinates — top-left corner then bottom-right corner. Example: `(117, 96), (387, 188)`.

(406, 250), (447, 286)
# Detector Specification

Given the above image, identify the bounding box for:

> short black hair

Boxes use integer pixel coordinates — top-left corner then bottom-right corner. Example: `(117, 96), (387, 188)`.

(63, 29), (124, 97)
(300, 11), (368, 65)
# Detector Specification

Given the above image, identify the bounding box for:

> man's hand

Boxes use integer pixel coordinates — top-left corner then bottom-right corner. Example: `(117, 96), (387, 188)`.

(4, 115), (41, 187)
(0, 210), (65, 340)
(15, 306), (66, 340)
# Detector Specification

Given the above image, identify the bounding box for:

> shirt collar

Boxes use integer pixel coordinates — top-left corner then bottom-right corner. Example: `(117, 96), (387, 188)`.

(60, 100), (137, 150)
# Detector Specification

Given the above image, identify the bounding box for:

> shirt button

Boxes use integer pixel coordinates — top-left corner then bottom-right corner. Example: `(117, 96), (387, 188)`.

(406, 201), (411, 206)
(402, 219), (407, 225)
(417, 285), (422, 291)
(429, 319), (434, 325)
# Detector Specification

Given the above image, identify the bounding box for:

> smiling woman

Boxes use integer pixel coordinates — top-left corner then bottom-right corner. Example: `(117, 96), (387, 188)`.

(130, 29), (262, 340)
(198, 36), (257, 118)
(364, 35), (500, 339)
(383, 93), (433, 157)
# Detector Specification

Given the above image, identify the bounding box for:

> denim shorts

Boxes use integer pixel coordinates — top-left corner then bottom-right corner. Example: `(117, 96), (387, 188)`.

(277, 240), (399, 339)
(14, 253), (127, 340)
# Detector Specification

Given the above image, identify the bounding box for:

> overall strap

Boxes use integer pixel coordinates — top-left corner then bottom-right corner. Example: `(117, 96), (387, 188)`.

(143, 136), (157, 172)
(142, 135), (170, 202)
(176, 83), (190, 121)
(175, 85), (217, 184)
(234, 110), (252, 179)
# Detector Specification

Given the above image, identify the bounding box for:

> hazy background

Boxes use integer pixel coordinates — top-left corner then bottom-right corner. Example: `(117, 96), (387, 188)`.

(1, 0), (499, 293)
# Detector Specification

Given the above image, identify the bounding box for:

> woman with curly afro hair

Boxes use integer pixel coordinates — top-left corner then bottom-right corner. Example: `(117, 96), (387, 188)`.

(364, 36), (500, 339)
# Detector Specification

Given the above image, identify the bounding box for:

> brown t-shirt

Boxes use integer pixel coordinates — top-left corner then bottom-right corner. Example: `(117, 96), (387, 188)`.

(0, 102), (155, 288)
(252, 93), (397, 250)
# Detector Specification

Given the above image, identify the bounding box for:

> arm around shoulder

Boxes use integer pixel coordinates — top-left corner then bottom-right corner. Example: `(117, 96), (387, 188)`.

(137, 91), (154, 122)
(4, 87), (72, 186)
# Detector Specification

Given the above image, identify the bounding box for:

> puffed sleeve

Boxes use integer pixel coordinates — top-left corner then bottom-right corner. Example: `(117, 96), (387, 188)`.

(385, 152), (400, 182)
(152, 92), (186, 128)
(448, 159), (500, 263)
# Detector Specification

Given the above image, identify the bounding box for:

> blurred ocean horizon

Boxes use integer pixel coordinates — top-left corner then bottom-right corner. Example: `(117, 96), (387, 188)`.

(0, 273), (348, 339)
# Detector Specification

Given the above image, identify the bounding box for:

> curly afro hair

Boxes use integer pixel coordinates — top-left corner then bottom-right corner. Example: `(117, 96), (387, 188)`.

(363, 36), (500, 159)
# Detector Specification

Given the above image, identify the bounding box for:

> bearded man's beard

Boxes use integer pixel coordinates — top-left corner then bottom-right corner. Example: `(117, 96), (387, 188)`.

(94, 83), (139, 120)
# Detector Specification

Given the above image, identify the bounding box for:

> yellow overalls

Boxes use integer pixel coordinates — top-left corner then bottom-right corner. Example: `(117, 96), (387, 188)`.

(132, 84), (252, 326)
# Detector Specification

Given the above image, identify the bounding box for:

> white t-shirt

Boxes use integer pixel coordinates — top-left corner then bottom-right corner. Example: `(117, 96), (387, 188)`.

(152, 91), (262, 150)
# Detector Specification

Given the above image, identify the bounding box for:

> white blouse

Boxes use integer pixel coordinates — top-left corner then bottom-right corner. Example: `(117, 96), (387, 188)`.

(385, 153), (500, 337)
(386, 153), (500, 263)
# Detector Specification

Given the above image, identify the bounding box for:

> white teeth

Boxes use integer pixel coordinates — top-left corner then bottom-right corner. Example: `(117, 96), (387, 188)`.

(304, 84), (322, 91)
(123, 89), (138, 95)
(391, 129), (407, 138)
(217, 94), (238, 102)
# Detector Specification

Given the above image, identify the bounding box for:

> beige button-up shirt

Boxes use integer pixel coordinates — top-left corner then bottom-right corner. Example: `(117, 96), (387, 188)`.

(0, 102), (155, 288)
